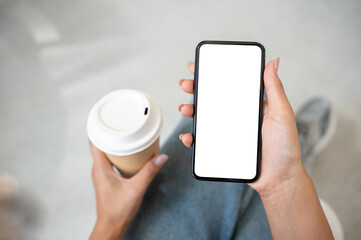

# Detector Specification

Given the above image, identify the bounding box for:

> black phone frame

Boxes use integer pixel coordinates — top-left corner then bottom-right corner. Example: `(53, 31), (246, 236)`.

(192, 40), (265, 183)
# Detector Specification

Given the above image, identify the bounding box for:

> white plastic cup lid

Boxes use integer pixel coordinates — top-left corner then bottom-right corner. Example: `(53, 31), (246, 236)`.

(87, 89), (162, 156)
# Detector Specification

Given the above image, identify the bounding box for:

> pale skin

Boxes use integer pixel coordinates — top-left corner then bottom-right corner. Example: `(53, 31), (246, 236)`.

(89, 59), (334, 239)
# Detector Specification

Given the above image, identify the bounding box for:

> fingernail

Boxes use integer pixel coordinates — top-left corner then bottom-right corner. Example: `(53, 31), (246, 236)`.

(275, 57), (280, 73)
(179, 134), (183, 140)
(179, 79), (185, 86)
(178, 104), (184, 112)
(154, 154), (168, 166)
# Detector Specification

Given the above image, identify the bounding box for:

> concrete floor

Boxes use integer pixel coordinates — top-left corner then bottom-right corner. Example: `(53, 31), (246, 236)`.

(0, 0), (360, 239)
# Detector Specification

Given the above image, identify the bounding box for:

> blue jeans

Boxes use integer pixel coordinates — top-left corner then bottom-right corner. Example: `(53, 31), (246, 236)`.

(124, 117), (272, 239)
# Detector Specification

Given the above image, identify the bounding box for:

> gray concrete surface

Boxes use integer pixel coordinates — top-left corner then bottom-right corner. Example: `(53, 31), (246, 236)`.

(0, 0), (360, 239)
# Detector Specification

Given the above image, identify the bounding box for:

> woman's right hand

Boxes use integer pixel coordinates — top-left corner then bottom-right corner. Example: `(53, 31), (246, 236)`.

(178, 59), (304, 197)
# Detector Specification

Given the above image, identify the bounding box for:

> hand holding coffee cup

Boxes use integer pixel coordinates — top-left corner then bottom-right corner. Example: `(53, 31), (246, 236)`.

(88, 137), (168, 240)
(87, 89), (163, 178)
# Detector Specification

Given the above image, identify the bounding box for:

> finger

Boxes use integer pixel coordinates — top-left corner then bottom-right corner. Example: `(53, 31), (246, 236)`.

(187, 61), (195, 75)
(179, 79), (194, 94)
(179, 133), (193, 148)
(132, 154), (168, 191)
(263, 99), (269, 118)
(89, 140), (115, 177)
(179, 104), (194, 118)
(263, 58), (291, 113)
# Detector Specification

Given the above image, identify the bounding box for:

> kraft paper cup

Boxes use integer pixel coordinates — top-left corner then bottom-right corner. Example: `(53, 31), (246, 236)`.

(87, 89), (162, 178)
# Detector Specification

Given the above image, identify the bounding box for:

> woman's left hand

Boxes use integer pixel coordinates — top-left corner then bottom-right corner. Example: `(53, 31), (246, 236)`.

(89, 141), (168, 240)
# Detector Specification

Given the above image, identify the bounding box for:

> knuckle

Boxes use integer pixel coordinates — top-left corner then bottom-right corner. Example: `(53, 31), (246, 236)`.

(91, 165), (102, 180)
(145, 163), (157, 176)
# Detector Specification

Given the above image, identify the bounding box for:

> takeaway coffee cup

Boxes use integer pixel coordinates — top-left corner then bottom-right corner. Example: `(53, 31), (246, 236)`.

(87, 89), (162, 178)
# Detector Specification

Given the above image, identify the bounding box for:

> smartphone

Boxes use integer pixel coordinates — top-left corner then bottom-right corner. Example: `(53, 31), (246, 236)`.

(192, 41), (265, 183)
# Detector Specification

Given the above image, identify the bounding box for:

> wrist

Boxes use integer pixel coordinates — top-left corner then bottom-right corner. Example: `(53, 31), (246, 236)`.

(90, 218), (127, 240)
(258, 163), (310, 201)
(258, 165), (334, 239)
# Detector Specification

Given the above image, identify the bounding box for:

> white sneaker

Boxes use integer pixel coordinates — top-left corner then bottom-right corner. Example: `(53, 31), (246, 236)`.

(295, 98), (337, 164)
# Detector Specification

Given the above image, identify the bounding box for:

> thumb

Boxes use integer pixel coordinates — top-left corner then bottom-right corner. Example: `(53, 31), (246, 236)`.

(264, 58), (291, 113)
(132, 154), (168, 190)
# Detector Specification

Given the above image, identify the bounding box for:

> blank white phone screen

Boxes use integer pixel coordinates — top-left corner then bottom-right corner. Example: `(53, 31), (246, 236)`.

(194, 43), (262, 180)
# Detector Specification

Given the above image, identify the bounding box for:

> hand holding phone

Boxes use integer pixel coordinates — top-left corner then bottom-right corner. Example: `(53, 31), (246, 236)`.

(179, 41), (303, 190)
(179, 44), (334, 240)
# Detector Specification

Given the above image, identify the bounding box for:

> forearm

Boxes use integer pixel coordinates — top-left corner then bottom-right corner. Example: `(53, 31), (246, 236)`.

(260, 168), (334, 240)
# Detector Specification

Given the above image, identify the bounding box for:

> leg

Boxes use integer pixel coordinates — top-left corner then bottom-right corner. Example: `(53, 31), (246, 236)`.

(125, 117), (271, 240)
